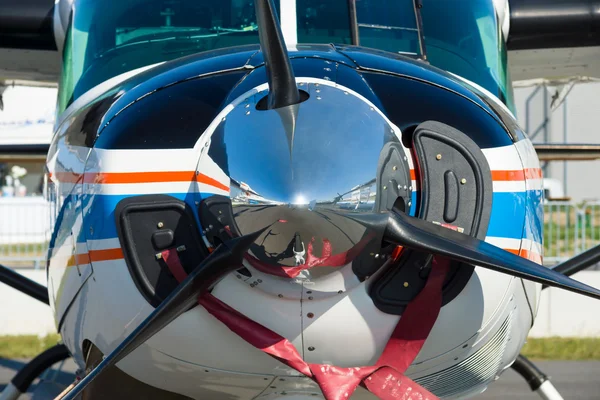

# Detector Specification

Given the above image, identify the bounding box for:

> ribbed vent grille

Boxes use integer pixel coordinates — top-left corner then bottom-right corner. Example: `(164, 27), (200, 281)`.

(414, 313), (512, 398)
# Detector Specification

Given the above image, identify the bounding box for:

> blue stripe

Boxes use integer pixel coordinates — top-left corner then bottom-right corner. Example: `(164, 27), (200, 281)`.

(83, 192), (206, 241)
(411, 191), (530, 240)
(488, 192), (528, 239)
(80, 190), (539, 242)
(523, 188), (544, 244)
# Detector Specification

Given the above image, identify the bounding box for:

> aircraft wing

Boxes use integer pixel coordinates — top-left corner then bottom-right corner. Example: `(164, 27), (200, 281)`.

(507, 0), (600, 85)
(0, 0), (60, 86)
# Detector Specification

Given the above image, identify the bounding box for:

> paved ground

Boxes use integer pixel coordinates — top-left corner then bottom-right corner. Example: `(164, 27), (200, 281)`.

(480, 361), (600, 400)
(0, 358), (77, 399)
(1, 358), (599, 399)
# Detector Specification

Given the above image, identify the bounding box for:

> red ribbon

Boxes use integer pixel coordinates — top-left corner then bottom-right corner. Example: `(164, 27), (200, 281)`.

(161, 249), (448, 400)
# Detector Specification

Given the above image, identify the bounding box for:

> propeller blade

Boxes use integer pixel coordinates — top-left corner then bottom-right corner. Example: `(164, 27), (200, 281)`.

(255, 0), (301, 109)
(61, 230), (261, 400)
(384, 212), (600, 300)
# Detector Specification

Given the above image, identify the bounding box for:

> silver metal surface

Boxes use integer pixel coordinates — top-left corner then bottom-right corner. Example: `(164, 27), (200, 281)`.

(535, 381), (565, 400)
(0, 383), (21, 400)
(203, 82), (411, 279)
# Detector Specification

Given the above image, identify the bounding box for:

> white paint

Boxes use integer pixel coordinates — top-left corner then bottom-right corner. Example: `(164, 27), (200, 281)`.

(280, 0), (298, 47)
(0, 269), (56, 336)
(485, 236), (521, 251)
(84, 181), (229, 197)
(117, 343), (275, 400)
(492, 180), (527, 193)
(529, 271), (600, 337)
(492, 0), (510, 41)
(53, 0), (73, 54)
(482, 145), (525, 170)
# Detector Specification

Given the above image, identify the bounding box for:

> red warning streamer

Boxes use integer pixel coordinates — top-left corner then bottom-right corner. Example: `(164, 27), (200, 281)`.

(160, 249), (449, 400)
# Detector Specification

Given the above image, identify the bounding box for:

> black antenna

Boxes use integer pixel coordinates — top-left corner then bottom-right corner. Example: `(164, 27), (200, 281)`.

(255, 0), (301, 109)
(348, 0), (360, 45)
(413, 0), (428, 62)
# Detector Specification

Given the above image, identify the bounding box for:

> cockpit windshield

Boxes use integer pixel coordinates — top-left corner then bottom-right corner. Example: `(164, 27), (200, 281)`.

(420, 0), (514, 111)
(58, 0), (513, 114)
(58, 0), (264, 112)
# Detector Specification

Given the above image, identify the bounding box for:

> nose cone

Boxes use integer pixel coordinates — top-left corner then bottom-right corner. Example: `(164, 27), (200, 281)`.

(203, 80), (413, 278)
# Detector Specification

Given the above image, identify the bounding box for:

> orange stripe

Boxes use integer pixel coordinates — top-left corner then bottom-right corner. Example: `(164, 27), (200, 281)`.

(75, 253), (91, 265)
(195, 173), (230, 192)
(53, 167), (540, 189)
(54, 171), (84, 184)
(410, 168), (542, 182)
(504, 248), (542, 264)
(82, 171), (229, 192)
(84, 171), (194, 184)
(64, 249), (123, 267)
(491, 168), (543, 182)
(524, 168), (543, 180)
(66, 246), (545, 266)
(89, 248), (124, 262)
(491, 170), (525, 181)
(520, 249), (543, 264)
(66, 253), (91, 267)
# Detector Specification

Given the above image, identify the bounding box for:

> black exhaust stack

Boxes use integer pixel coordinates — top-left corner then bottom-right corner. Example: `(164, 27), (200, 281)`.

(255, 0), (301, 110)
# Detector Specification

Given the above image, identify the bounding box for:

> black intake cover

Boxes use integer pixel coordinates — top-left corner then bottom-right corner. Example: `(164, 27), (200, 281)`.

(413, 121), (492, 238)
(353, 141), (413, 279)
(198, 195), (241, 245)
(375, 142), (412, 214)
(371, 121), (493, 314)
(116, 195), (208, 307)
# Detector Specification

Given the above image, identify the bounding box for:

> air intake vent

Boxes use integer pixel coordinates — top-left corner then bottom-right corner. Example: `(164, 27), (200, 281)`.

(415, 312), (512, 398)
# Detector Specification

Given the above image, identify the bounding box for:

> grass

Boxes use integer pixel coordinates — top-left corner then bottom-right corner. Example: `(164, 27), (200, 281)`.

(543, 206), (600, 257)
(0, 335), (599, 361)
(0, 334), (61, 359)
(0, 242), (48, 268)
(521, 338), (600, 361)
(0, 243), (47, 257)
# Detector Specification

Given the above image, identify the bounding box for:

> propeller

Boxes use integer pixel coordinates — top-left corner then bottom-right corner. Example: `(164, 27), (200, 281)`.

(383, 211), (600, 300)
(61, 231), (262, 400)
(255, 0), (301, 109)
